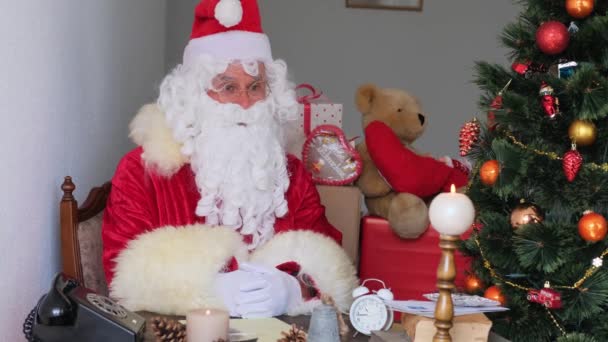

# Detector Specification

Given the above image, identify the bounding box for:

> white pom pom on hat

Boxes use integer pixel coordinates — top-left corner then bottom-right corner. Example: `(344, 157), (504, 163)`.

(214, 0), (243, 28)
(182, 0), (273, 65)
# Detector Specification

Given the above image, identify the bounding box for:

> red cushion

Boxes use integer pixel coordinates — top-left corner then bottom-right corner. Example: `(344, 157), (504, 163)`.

(358, 216), (471, 320)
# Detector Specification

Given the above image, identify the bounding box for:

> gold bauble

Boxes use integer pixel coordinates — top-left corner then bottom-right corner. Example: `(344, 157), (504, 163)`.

(568, 119), (597, 146)
(510, 203), (544, 229)
(566, 0), (595, 19)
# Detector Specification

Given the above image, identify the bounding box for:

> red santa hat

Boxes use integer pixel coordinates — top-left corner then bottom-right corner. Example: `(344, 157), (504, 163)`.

(183, 0), (273, 65)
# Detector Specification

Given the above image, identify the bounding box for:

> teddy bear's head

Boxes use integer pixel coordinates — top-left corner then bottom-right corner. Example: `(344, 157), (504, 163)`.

(355, 83), (427, 144)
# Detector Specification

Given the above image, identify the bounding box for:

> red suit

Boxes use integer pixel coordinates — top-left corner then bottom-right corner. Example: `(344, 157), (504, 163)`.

(102, 104), (358, 315)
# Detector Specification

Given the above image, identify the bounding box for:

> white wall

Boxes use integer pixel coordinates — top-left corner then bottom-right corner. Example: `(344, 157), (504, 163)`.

(0, 1), (166, 340)
(166, 0), (519, 156)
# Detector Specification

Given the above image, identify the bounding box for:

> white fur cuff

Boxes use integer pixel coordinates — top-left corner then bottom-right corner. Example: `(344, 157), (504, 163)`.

(110, 225), (248, 315)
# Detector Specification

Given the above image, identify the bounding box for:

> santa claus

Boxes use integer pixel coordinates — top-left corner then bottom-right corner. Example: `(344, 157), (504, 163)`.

(102, 0), (358, 317)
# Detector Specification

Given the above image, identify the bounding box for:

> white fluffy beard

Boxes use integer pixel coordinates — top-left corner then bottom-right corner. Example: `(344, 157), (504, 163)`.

(188, 96), (290, 249)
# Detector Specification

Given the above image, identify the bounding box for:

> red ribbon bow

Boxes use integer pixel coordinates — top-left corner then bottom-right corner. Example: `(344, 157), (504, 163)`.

(296, 84), (326, 136)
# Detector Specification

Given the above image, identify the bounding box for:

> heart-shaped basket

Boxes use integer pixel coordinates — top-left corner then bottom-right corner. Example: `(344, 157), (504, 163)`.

(302, 125), (362, 186)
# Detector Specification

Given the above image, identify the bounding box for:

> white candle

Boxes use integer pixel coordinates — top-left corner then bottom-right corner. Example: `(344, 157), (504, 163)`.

(186, 308), (229, 342)
(429, 184), (475, 235)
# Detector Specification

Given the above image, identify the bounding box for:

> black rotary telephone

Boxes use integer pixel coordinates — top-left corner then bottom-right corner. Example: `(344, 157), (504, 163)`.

(23, 273), (145, 342)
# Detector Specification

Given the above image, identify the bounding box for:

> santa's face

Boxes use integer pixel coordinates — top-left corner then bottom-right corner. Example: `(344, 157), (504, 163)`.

(207, 62), (269, 110)
(158, 58), (298, 249)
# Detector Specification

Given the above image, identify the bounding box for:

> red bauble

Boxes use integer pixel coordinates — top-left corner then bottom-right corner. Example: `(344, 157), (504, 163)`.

(459, 119), (481, 156)
(484, 285), (506, 306)
(536, 21), (570, 55)
(464, 274), (484, 294)
(578, 211), (608, 242)
(480, 160), (500, 186)
(563, 145), (583, 182)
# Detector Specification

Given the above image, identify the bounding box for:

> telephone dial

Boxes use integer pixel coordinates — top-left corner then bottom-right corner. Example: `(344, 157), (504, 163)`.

(23, 273), (145, 342)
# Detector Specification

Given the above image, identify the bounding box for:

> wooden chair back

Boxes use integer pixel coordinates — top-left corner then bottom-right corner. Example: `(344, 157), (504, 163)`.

(60, 176), (111, 295)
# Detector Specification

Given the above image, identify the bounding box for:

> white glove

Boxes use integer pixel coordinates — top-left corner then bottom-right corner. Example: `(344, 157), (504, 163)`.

(236, 263), (303, 318)
(214, 269), (268, 317)
(214, 263), (303, 318)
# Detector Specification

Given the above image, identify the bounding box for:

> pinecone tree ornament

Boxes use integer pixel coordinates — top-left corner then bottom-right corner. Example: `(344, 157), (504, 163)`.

(459, 118), (481, 156)
(278, 324), (308, 342)
(563, 143), (583, 182)
(151, 316), (187, 342)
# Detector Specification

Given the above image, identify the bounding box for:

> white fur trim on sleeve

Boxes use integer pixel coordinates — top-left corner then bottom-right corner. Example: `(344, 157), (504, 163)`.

(129, 104), (187, 177)
(249, 231), (359, 315)
(110, 225), (248, 315)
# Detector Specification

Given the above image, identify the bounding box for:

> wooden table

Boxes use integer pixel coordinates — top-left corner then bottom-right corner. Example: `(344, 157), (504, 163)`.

(137, 311), (373, 342)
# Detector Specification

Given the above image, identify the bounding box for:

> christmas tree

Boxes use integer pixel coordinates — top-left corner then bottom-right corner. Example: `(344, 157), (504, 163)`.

(460, 1), (608, 341)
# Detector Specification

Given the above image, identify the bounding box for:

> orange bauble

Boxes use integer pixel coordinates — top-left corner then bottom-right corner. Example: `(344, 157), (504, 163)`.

(484, 285), (506, 306)
(464, 274), (484, 294)
(578, 211), (607, 242)
(480, 160), (500, 186)
(566, 0), (594, 19)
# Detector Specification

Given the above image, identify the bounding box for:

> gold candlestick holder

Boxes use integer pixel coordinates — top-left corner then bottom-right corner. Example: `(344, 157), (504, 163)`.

(433, 234), (459, 342)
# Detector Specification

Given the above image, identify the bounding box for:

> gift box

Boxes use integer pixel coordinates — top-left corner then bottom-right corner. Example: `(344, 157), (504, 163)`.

(401, 313), (492, 342)
(283, 84), (343, 157)
(358, 216), (472, 321)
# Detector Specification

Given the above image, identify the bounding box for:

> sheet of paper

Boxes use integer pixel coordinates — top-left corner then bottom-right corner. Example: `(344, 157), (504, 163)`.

(229, 318), (293, 342)
(385, 300), (509, 317)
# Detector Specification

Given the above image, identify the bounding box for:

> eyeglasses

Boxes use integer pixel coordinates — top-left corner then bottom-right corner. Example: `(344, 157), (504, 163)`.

(210, 80), (270, 102)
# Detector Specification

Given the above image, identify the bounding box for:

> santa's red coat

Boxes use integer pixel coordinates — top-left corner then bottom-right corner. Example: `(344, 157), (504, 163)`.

(102, 147), (342, 282)
(101, 104), (357, 316)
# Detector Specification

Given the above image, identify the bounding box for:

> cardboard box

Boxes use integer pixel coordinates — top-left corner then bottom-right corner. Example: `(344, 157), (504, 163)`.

(401, 313), (492, 342)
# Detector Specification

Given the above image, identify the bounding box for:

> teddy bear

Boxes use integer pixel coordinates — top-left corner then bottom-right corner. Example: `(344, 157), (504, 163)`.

(354, 83), (469, 238)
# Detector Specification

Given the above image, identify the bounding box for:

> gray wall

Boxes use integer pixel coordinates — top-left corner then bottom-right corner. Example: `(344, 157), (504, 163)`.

(0, 2), (166, 340)
(166, 0), (519, 156)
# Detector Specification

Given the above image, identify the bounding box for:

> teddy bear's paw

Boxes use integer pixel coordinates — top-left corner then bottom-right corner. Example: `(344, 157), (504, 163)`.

(388, 193), (430, 239)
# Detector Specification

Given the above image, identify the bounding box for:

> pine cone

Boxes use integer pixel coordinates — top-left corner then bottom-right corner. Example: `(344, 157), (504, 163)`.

(151, 316), (187, 342)
(563, 145), (583, 182)
(278, 324), (307, 342)
(459, 118), (480, 156)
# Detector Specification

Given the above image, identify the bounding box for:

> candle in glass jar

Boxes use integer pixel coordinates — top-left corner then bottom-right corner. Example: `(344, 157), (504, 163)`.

(429, 184), (475, 235)
(186, 308), (229, 342)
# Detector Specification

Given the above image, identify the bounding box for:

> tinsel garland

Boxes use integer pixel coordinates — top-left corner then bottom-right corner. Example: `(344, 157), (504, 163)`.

(503, 131), (608, 172)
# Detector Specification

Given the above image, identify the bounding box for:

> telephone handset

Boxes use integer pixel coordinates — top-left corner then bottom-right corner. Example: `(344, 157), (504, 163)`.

(23, 273), (145, 342)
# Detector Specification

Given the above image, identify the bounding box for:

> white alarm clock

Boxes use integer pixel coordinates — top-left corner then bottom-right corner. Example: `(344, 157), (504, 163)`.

(349, 279), (394, 335)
